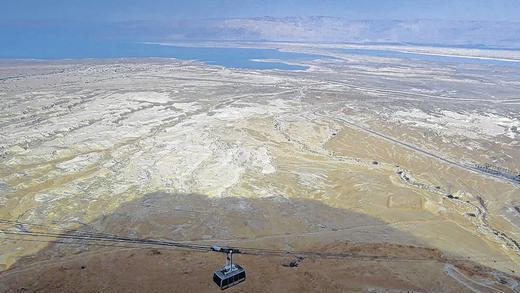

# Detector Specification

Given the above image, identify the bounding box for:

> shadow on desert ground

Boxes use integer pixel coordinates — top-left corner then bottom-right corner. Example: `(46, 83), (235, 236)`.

(1, 192), (518, 292)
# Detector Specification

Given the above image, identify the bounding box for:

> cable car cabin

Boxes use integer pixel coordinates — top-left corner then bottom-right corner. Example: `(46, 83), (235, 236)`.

(211, 245), (246, 290)
(213, 264), (246, 290)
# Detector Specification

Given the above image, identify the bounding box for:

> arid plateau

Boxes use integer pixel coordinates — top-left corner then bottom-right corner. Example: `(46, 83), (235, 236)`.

(0, 48), (519, 292)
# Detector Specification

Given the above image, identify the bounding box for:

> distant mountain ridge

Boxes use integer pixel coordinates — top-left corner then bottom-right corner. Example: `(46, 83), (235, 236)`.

(2, 17), (520, 49)
(171, 17), (520, 48)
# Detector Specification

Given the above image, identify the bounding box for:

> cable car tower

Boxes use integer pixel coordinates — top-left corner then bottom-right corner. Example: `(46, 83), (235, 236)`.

(211, 245), (246, 290)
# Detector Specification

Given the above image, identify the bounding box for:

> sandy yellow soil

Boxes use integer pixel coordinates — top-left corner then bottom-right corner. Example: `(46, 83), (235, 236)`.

(0, 55), (519, 291)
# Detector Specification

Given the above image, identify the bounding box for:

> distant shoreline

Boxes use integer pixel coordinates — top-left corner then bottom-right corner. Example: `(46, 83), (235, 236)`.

(2, 41), (520, 70)
(0, 44), (319, 71)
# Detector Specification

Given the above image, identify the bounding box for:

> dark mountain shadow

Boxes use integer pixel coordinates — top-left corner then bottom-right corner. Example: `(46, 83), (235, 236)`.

(0, 192), (518, 292)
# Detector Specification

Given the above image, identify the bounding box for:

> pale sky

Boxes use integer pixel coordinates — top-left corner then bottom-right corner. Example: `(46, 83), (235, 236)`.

(2, 0), (520, 22)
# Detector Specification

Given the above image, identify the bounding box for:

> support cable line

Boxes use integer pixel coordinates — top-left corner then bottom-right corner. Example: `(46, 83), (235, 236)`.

(0, 218), (513, 263)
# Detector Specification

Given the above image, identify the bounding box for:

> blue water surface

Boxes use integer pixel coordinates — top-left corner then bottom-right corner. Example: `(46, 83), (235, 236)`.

(0, 38), (321, 70)
(3, 35), (519, 69)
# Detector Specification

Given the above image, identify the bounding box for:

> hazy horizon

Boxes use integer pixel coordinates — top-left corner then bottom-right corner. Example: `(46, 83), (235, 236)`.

(3, 0), (520, 22)
(2, 1), (520, 55)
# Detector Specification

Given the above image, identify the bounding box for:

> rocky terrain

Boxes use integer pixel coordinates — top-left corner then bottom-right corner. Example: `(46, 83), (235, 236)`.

(0, 51), (519, 292)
